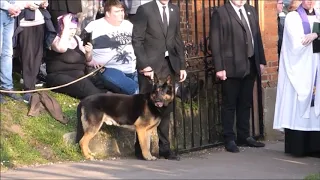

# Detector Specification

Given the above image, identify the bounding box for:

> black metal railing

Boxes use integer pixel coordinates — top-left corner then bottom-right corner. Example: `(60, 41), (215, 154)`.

(173, 68), (224, 153)
(172, 0), (264, 154)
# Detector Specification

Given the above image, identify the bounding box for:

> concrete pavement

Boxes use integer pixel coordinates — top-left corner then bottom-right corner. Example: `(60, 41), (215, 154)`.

(1, 141), (319, 179)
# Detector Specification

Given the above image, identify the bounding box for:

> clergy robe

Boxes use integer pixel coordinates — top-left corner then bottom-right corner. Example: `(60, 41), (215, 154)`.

(273, 10), (320, 157)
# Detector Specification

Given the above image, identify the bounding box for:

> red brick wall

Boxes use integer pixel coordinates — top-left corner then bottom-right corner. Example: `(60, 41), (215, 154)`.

(172, 0), (279, 88)
(173, 0), (193, 42)
(257, 1), (278, 88)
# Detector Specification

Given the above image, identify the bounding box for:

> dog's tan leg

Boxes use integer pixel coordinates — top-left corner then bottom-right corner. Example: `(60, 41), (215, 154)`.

(146, 120), (160, 156)
(80, 122), (102, 160)
(79, 132), (96, 160)
(136, 127), (157, 161)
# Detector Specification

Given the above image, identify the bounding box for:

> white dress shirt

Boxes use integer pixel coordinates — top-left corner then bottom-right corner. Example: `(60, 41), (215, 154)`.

(156, 0), (170, 25)
(156, 0), (169, 57)
(229, 1), (254, 47)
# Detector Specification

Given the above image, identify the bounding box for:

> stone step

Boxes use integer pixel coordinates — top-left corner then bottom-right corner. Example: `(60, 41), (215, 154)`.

(63, 126), (159, 159)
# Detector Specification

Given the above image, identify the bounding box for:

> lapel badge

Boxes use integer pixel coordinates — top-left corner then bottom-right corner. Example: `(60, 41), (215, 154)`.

(171, 8), (173, 11)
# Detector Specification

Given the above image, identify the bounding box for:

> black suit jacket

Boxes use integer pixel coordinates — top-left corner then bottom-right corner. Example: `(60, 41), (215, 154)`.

(48, 0), (82, 31)
(48, 0), (82, 14)
(132, 0), (185, 74)
(210, 2), (266, 78)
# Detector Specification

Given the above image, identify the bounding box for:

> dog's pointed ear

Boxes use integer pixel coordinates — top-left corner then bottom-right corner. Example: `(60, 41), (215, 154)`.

(153, 73), (159, 84)
(166, 75), (172, 85)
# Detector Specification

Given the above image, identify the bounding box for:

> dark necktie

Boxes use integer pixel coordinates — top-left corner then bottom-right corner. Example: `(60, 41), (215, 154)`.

(239, 9), (254, 57)
(162, 6), (168, 35)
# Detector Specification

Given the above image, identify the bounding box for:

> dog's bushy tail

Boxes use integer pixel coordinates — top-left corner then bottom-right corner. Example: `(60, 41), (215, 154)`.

(75, 102), (84, 144)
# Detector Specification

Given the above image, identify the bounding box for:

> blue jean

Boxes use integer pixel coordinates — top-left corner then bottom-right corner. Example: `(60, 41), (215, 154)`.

(0, 10), (14, 90)
(100, 68), (139, 95)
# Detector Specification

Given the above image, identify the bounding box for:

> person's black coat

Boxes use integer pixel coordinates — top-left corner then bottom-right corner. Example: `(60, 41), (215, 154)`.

(278, 15), (285, 56)
(48, 0), (82, 14)
(210, 2), (266, 78)
(132, 0), (185, 74)
(48, 0), (83, 30)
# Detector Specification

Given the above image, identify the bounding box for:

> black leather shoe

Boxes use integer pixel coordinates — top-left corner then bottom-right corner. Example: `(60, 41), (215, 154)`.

(237, 137), (265, 147)
(225, 141), (240, 153)
(159, 151), (180, 161)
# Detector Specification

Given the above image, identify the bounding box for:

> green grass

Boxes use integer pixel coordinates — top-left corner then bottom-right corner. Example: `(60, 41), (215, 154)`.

(0, 90), (83, 171)
(305, 173), (320, 180)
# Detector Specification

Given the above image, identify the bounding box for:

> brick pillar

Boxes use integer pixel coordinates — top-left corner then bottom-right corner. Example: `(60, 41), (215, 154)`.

(258, 1), (279, 88)
(256, 1), (280, 140)
(171, 0), (194, 42)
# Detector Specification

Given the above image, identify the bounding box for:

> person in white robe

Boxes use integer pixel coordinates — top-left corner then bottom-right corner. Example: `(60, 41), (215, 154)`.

(273, 0), (320, 157)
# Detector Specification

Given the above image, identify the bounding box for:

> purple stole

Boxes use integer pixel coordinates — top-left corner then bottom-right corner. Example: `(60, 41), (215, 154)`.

(297, 5), (317, 106)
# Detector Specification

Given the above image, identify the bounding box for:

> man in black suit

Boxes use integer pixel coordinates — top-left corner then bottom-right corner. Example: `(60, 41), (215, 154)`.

(210, 0), (266, 153)
(132, 0), (187, 160)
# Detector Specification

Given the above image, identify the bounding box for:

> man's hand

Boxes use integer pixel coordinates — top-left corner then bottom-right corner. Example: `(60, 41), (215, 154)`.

(216, 70), (227, 80)
(8, 5), (21, 17)
(302, 33), (318, 46)
(139, 66), (154, 80)
(179, 70), (187, 82)
(40, 1), (48, 9)
(260, 64), (265, 74)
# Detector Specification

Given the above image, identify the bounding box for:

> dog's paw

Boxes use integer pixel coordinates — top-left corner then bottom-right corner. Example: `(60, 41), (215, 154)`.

(85, 155), (95, 161)
(150, 156), (157, 161)
(144, 155), (157, 161)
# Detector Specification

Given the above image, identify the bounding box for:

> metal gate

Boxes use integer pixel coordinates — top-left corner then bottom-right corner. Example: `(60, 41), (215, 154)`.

(171, 0), (264, 154)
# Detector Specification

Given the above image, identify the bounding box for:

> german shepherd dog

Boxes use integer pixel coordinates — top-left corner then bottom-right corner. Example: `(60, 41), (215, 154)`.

(75, 75), (174, 161)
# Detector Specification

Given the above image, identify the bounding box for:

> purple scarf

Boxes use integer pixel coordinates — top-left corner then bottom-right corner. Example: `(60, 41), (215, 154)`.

(297, 5), (318, 106)
(297, 4), (312, 34)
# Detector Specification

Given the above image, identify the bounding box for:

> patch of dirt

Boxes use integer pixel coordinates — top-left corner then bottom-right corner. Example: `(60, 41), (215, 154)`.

(0, 108), (14, 122)
(2, 123), (57, 162)
(29, 139), (58, 161)
(5, 124), (25, 137)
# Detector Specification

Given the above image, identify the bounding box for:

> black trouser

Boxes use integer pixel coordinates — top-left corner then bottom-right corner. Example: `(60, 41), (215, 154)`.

(19, 25), (45, 90)
(46, 70), (106, 100)
(135, 57), (175, 155)
(221, 60), (257, 143)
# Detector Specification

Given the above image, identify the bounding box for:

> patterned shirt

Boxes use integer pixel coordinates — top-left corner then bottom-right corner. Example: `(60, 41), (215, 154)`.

(85, 18), (136, 74)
